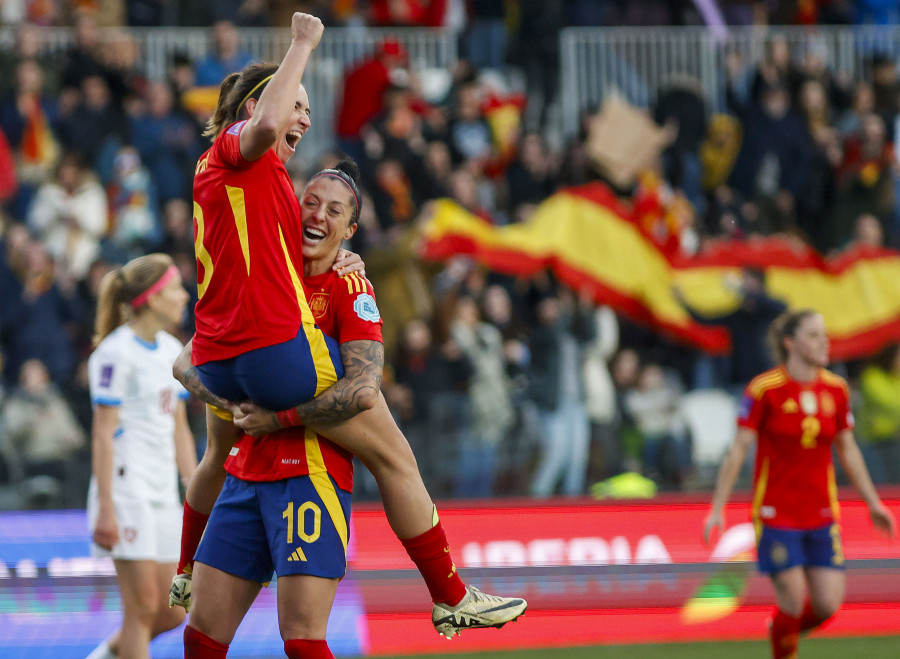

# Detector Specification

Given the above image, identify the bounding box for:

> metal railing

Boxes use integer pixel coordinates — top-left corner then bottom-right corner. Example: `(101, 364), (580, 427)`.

(560, 25), (900, 138)
(0, 26), (457, 161)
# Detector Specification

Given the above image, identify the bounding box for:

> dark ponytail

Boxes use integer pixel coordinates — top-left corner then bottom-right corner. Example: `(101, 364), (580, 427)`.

(203, 62), (279, 139)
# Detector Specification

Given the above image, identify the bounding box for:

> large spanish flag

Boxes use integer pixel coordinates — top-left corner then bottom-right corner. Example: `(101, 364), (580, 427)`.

(421, 182), (900, 361)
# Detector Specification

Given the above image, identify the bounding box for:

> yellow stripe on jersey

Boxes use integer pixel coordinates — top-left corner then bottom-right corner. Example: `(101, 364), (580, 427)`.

(827, 463), (841, 523)
(344, 272), (354, 295)
(747, 369), (787, 399)
(303, 324), (339, 396)
(193, 202), (214, 299)
(752, 457), (770, 541)
(277, 224), (315, 325)
(304, 427), (349, 555)
(225, 185), (251, 275)
(351, 272), (365, 294)
(819, 369), (849, 391)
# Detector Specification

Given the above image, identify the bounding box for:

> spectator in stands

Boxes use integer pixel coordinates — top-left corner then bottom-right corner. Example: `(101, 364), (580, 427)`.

(583, 305), (622, 483)
(857, 343), (900, 484)
(128, 80), (201, 202)
(838, 81), (876, 137)
(509, 0), (563, 130)
(831, 113), (896, 250)
(749, 34), (800, 105)
(673, 268), (787, 391)
(654, 76), (707, 214)
(56, 74), (128, 167)
(728, 81), (813, 234)
(336, 38), (410, 162)
(194, 20), (254, 86)
(446, 78), (492, 166)
(60, 10), (108, 93)
(870, 54), (900, 122)
(624, 362), (690, 489)
(27, 151), (108, 283)
(849, 212), (886, 249)
(0, 59), (59, 217)
(0, 21), (59, 98)
(0, 239), (80, 387)
(105, 146), (160, 258)
(450, 294), (514, 497)
(1, 358), (85, 486)
(158, 198), (194, 258)
(528, 290), (595, 497)
(505, 132), (558, 220)
(391, 318), (473, 495)
(466, 1), (508, 70)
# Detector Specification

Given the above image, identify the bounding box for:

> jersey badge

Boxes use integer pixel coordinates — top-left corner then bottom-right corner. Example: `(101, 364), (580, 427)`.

(769, 542), (788, 567)
(800, 391), (818, 415)
(781, 398), (799, 414)
(820, 392), (835, 417)
(309, 292), (329, 319)
(738, 395), (753, 421)
(100, 364), (114, 388)
(353, 293), (381, 322)
(226, 120), (247, 136)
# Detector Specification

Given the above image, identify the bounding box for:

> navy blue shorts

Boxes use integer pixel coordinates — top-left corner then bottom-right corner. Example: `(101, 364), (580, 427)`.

(197, 325), (343, 410)
(756, 523), (845, 575)
(195, 474), (352, 582)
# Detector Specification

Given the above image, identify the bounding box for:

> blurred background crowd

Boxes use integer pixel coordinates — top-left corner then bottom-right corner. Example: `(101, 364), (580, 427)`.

(2, 0), (900, 511)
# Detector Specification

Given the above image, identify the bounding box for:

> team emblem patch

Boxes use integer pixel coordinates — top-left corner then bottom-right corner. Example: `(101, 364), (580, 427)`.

(226, 120), (247, 135)
(123, 527), (137, 543)
(353, 293), (380, 322)
(770, 542), (788, 567)
(100, 364), (114, 388)
(309, 292), (329, 319)
(820, 392), (835, 417)
(800, 391), (818, 415)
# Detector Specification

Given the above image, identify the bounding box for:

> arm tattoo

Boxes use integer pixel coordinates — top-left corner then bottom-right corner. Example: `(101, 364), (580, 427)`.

(295, 340), (383, 427)
(182, 365), (233, 410)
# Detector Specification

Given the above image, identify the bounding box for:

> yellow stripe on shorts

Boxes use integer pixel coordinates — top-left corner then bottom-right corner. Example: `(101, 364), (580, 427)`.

(304, 427), (348, 556)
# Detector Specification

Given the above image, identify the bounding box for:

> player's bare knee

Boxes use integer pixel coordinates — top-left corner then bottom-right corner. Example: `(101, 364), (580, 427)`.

(811, 598), (840, 622)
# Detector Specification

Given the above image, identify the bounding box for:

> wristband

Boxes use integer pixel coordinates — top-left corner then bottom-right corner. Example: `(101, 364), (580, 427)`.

(276, 407), (302, 428)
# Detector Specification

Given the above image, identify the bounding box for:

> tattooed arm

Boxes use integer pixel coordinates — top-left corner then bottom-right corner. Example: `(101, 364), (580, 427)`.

(233, 339), (383, 437)
(172, 339), (238, 412)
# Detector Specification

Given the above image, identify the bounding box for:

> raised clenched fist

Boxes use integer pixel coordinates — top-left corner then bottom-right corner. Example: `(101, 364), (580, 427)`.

(291, 12), (324, 49)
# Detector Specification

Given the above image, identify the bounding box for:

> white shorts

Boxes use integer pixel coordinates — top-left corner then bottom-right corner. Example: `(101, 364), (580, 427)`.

(87, 489), (182, 563)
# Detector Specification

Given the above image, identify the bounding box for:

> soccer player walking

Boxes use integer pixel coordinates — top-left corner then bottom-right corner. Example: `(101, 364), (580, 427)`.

(86, 254), (197, 659)
(704, 309), (895, 658)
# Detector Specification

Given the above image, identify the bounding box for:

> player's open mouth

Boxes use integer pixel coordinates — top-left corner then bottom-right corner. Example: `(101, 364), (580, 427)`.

(285, 130), (303, 151)
(303, 226), (326, 244)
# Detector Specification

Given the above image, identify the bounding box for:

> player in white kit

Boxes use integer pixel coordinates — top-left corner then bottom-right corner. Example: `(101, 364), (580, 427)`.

(86, 253), (197, 659)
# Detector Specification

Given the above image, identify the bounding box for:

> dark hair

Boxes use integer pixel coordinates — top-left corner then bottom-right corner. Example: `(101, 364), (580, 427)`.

(204, 62), (279, 139)
(307, 158), (363, 223)
(767, 308), (819, 364)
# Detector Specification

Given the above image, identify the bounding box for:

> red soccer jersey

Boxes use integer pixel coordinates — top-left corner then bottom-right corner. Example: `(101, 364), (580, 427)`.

(191, 120), (316, 366)
(738, 366), (854, 530)
(224, 271), (384, 491)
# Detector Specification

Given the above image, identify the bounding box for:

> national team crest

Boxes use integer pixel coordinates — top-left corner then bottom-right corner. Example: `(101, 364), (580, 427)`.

(770, 542), (788, 567)
(353, 293), (381, 322)
(309, 292), (329, 319)
(820, 392), (835, 417)
(800, 391), (818, 415)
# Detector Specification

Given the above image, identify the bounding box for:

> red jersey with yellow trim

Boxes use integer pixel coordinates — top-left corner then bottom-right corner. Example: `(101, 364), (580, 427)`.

(224, 271), (383, 490)
(738, 366), (854, 530)
(191, 120), (314, 366)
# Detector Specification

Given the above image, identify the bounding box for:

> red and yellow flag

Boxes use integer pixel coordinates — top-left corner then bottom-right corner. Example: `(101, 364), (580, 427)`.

(421, 182), (900, 360)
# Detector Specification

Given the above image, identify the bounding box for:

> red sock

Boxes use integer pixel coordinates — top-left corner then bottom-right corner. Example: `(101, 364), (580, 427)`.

(400, 520), (467, 606)
(799, 601), (834, 633)
(770, 609), (801, 659)
(184, 625), (228, 659)
(178, 501), (210, 575)
(284, 639), (334, 659)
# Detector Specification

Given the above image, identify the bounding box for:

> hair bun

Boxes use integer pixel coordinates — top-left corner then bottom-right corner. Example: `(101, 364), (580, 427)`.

(333, 159), (361, 185)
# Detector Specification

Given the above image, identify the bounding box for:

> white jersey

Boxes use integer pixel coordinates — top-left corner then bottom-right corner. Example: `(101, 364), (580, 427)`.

(88, 324), (188, 505)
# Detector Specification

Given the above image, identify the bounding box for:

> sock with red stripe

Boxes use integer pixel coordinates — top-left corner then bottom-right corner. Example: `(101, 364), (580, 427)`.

(178, 501), (210, 575)
(400, 514), (467, 607)
(284, 639), (334, 659)
(184, 625), (228, 659)
(770, 609), (801, 659)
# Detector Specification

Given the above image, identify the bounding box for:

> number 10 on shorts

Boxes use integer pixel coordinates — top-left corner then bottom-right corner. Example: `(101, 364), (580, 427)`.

(282, 500), (322, 560)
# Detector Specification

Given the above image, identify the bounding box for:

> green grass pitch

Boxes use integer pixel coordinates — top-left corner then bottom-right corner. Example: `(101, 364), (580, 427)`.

(369, 635), (900, 659)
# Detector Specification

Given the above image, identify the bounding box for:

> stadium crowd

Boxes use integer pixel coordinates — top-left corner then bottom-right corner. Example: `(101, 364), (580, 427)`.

(2, 1), (900, 509)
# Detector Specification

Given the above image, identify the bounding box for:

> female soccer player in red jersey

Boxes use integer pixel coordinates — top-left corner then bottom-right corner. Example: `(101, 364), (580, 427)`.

(704, 309), (895, 659)
(175, 162), (526, 652)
